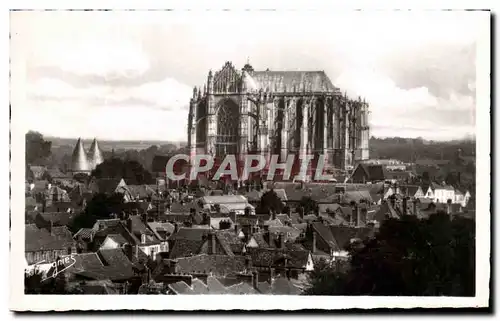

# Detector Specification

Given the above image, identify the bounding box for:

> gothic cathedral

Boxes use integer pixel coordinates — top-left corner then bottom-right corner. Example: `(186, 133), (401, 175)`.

(187, 61), (370, 173)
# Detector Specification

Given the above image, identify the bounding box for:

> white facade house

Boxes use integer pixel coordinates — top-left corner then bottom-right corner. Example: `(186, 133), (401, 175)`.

(455, 190), (472, 207)
(425, 183), (456, 203)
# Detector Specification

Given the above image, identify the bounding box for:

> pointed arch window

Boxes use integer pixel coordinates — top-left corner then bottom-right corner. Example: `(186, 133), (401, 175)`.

(216, 99), (239, 156)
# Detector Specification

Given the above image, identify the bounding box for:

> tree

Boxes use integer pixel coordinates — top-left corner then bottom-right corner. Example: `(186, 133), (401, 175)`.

(69, 193), (124, 233)
(303, 259), (349, 295)
(25, 131), (52, 165)
(257, 190), (284, 214)
(92, 158), (155, 185)
(304, 214), (475, 296)
(299, 196), (318, 215)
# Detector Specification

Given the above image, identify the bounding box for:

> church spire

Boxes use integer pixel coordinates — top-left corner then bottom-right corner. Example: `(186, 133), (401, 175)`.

(88, 138), (104, 170)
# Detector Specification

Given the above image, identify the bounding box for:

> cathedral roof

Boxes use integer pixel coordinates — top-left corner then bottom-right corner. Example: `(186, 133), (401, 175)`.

(88, 138), (104, 170)
(71, 138), (91, 172)
(250, 70), (338, 93)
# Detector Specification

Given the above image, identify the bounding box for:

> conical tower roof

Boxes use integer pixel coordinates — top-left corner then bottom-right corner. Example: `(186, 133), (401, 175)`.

(88, 138), (104, 170)
(71, 138), (90, 172)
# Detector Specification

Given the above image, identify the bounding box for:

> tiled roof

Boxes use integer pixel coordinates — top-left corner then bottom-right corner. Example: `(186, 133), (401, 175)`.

(341, 190), (373, 204)
(311, 222), (338, 250)
(65, 252), (105, 274)
(75, 265), (134, 281)
(45, 168), (69, 179)
(207, 276), (230, 294)
(359, 164), (387, 181)
(25, 224), (75, 252)
(169, 201), (196, 213)
(169, 239), (205, 259)
(97, 248), (133, 268)
(268, 277), (302, 295)
(168, 281), (195, 294)
(176, 254), (247, 276)
(226, 282), (259, 294)
(248, 232), (269, 248)
(235, 215), (259, 226)
(216, 230), (243, 254)
(268, 226), (302, 242)
(263, 218), (283, 227)
(147, 222), (175, 240)
(247, 247), (309, 269)
(73, 228), (95, 240)
(36, 212), (75, 227)
(106, 234), (129, 246)
(275, 214), (291, 225)
(210, 217), (234, 230)
(190, 278), (210, 294)
(170, 227), (209, 241)
(93, 220), (140, 246)
(329, 226), (374, 250)
(95, 218), (121, 230)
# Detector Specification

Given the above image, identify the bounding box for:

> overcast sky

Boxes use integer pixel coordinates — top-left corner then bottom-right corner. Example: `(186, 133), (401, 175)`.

(11, 10), (482, 141)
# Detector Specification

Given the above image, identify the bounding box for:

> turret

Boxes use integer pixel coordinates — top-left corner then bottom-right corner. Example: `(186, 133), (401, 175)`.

(71, 138), (91, 173)
(207, 70), (214, 94)
(88, 138), (104, 170)
(192, 86), (198, 100)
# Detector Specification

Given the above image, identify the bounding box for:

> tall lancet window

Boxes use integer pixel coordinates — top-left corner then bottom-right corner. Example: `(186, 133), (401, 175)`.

(216, 99), (239, 157)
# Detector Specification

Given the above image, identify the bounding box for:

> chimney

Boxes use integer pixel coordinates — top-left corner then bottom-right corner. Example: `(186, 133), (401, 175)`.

(135, 245), (139, 260)
(245, 256), (253, 270)
(298, 207), (304, 220)
(252, 271), (258, 290)
(124, 244), (133, 261)
(312, 231), (317, 253)
(356, 205), (361, 227)
(402, 197), (408, 216)
(170, 259), (178, 273)
(208, 231), (216, 255)
(278, 233), (285, 249)
(48, 220), (53, 235)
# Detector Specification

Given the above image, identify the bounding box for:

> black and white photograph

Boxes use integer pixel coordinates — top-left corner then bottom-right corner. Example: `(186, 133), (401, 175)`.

(8, 7), (490, 311)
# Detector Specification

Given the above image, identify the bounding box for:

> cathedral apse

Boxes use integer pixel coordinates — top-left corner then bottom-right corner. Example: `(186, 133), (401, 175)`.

(187, 61), (370, 177)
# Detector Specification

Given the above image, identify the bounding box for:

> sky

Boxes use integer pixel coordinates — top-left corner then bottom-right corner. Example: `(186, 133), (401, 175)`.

(10, 10), (482, 142)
